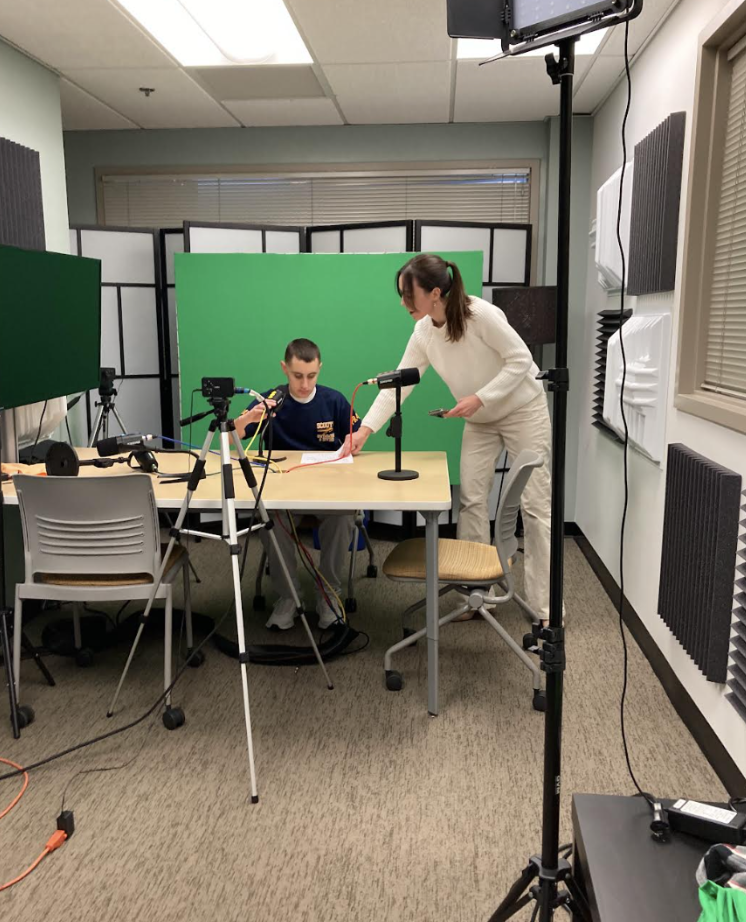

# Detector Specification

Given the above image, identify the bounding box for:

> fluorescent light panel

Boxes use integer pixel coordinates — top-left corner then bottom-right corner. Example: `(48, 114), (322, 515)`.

(116, 0), (312, 66)
(457, 29), (605, 58)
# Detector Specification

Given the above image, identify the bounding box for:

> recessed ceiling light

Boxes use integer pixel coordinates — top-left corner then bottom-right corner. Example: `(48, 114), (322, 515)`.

(116, 0), (312, 66)
(457, 29), (606, 59)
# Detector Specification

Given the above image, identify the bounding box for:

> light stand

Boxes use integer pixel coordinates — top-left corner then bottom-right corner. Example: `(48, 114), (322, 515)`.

(378, 385), (418, 481)
(488, 39), (589, 922)
(106, 390), (334, 801)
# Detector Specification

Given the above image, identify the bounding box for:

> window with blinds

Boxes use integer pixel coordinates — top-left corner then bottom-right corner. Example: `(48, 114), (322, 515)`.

(703, 47), (746, 400)
(99, 170), (531, 229)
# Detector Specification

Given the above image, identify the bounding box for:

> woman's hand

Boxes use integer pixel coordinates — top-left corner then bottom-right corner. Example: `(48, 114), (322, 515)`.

(342, 426), (373, 456)
(445, 395), (483, 419)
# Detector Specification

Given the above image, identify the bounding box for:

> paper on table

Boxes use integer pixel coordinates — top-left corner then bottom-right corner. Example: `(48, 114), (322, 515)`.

(299, 446), (353, 465)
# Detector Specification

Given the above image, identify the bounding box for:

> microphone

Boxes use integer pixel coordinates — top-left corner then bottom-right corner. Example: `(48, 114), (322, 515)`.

(96, 433), (154, 457)
(363, 368), (421, 389)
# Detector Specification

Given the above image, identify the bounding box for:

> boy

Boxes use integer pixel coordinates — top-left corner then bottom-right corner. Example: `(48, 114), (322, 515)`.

(235, 338), (360, 631)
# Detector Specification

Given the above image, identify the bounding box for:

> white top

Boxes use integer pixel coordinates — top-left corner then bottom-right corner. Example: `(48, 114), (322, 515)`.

(362, 296), (544, 432)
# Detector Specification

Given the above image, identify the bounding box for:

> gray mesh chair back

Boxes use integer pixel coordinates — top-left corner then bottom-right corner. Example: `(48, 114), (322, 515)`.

(14, 474), (161, 583)
(493, 450), (543, 578)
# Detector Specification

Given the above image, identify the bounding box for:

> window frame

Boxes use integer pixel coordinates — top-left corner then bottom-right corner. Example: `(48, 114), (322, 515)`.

(676, 0), (746, 433)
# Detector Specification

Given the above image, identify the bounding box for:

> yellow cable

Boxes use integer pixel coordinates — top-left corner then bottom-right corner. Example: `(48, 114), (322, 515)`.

(288, 513), (347, 623)
(244, 407), (266, 454)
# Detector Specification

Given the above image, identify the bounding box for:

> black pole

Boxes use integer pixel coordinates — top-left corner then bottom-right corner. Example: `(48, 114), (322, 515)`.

(538, 36), (574, 922)
(394, 387), (402, 472)
(378, 385), (419, 481)
(488, 37), (579, 922)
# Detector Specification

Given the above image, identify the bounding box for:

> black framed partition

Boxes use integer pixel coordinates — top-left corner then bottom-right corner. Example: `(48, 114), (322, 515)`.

(414, 221), (532, 300)
(69, 226), (170, 441)
(184, 220), (306, 254)
(306, 220), (414, 254)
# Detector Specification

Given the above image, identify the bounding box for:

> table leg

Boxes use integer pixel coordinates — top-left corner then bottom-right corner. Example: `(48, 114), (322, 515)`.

(425, 511), (439, 716)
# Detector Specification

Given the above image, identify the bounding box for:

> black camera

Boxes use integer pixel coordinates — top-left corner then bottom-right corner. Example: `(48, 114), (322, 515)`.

(99, 366), (117, 398)
(201, 377), (235, 400)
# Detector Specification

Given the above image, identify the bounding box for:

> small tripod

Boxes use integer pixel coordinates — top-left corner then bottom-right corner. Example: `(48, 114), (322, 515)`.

(88, 371), (128, 446)
(106, 389), (333, 802)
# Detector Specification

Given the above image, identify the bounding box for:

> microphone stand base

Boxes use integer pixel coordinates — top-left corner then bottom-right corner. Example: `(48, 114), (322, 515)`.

(378, 469), (419, 481)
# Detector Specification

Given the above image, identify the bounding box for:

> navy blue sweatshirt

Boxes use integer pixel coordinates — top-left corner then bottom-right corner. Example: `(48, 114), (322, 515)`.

(242, 385), (360, 452)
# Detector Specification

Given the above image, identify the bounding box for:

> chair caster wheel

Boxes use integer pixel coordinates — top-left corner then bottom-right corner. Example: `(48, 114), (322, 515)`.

(186, 647), (205, 667)
(402, 627), (417, 642)
(344, 598), (357, 614)
(13, 704), (35, 729)
(163, 706), (185, 730)
(253, 595), (266, 612)
(367, 565), (378, 578)
(75, 647), (94, 668)
(385, 670), (403, 691)
(532, 691), (547, 712)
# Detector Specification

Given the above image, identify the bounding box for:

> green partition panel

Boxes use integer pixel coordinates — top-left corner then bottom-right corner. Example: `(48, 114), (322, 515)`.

(0, 245), (101, 409)
(174, 252), (483, 483)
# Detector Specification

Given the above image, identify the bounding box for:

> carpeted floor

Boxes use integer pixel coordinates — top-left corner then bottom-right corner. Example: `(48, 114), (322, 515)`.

(0, 535), (726, 921)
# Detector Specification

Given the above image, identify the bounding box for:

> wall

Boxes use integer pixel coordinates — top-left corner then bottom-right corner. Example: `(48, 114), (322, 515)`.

(575, 0), (746, 773)
(0, 39), (68, 253)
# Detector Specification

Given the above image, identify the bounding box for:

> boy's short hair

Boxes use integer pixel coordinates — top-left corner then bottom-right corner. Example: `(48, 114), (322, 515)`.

(285, 338), (321, 363)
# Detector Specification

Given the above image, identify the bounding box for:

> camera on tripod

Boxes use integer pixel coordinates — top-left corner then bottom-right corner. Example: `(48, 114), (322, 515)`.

(99, 366), (117, 398)
(201, 377), (235, 401)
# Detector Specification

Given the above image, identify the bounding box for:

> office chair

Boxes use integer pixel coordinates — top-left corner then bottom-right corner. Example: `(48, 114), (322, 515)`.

(381, 450), (546, 711)
(12, 473), (195, 729)
(253, 511), (377, 614)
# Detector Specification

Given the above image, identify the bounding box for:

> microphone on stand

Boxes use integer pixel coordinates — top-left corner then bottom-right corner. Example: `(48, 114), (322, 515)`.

(363, 368), (421, 389)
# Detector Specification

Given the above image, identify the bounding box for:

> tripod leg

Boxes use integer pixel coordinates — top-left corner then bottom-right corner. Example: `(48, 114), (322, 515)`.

(487, 862), (539, 922)
(21, 633), (55, 686)
(107, 425), (215, 718)
(111, 405), (128, 436)
(1, 610), (21, 739)
(229, 429), (333, 689)
(88, 405), (104, 447)
(220, 428), (259, 801)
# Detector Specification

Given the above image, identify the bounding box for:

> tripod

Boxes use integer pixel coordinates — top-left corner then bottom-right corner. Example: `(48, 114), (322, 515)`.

(88, 386), (128, 446)
(488, 39), (590, 922)
(106, 395), (333, 802)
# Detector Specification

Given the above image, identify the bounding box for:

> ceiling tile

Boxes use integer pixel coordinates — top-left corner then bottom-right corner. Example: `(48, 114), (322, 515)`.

(192, 65), (325, 100)
(0, 0), (173, 69)
(324, 62), (451, 124)
(454, 56), (591, 122)
(64, 68), (239, 128)
(60, 78), (139, 130)
(573, 57), (626, 113)
(286, 0), (453, 64)
(224, 98), (342, 126)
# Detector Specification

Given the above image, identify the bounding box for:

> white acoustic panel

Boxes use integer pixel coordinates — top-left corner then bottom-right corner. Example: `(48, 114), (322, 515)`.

(121, 288), (160, 376)
(81, 230), (156, 284)
(343, 226), (408, 253)
(188, 226), (263, 253)
(492, 229), (529, 284)
(69, 230), (78, 255)
(309, 230), (341, 253)
(265, 230), (301, 254)
(419, 226), (490, 282)
(164, 232), (184, 284)
(603, 313), (671, 463)
(595, 162), (634, 291)
(100, 287), (121, 374)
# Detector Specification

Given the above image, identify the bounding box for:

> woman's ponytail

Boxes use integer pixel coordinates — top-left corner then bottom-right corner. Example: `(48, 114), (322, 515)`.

(443, 260), (471, 342)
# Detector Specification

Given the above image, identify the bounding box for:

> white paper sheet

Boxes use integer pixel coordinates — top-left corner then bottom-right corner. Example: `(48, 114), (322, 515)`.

(299, 447), (353, 465)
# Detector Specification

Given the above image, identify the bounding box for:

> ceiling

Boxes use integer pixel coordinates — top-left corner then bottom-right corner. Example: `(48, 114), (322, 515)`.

(0, 0), (680, 130)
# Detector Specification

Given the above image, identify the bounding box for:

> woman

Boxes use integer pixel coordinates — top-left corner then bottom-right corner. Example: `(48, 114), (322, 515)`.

(345, 254), (554, 624)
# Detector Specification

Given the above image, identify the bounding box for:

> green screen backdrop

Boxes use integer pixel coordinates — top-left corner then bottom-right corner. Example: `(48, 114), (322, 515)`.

(0, 245), (101, 410)
(174, 251), (483, 483)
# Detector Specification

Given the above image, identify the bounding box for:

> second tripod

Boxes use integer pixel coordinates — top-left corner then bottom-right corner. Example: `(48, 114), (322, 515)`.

(88, 367), (128, 446)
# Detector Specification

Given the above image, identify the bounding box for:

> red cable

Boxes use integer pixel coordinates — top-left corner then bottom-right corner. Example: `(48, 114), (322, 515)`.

(0, 757), (28, 820)
(275, 512), (334, 609)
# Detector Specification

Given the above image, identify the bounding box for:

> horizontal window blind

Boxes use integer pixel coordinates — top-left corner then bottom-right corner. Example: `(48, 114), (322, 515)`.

(99, 170), (531, 228)
(704, 48), (746, 399)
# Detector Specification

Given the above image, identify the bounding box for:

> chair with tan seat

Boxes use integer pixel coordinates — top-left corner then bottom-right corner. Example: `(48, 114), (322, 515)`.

(12, 473), (193, 729)
(381, 450), (546, 711)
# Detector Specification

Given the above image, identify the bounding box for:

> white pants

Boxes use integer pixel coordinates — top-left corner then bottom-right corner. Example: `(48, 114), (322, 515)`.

(457, 393), (553, 620)
(260, 512), (356, 601)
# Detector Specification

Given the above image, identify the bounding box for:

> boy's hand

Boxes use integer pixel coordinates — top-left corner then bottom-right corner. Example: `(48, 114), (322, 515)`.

(235, 400), (276, 434)
(343, 427), (372, 456)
